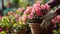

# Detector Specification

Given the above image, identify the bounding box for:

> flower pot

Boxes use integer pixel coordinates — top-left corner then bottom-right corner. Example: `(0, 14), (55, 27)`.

(17, 31), (26, 34)
(29, 23), (42, 34)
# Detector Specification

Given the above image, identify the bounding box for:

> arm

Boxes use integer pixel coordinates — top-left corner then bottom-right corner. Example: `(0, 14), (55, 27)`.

(48, 0), (60, 8)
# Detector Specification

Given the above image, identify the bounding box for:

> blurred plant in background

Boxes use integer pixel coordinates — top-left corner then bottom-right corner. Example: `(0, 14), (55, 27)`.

(18, 0), (29, 7)
(51, 15), (60, 34)
(0, 8), (31, 34)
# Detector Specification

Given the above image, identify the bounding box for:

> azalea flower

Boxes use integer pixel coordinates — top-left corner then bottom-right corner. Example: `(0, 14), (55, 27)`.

(51, 18), (56, 24)
(28, 13), (34, 19)
(16, 8), (24, 13)
(51, 15), (60, 24)
(24, 7), (32, 15)
(41, 4), (46, 10)
(45, 4), (50, 11)
(56, 15), (60, 23)
(35, 10), (43, 16)
(14, 14), (19, 19)
(33, 2), (43, 16)
(22, 15), (27, 22)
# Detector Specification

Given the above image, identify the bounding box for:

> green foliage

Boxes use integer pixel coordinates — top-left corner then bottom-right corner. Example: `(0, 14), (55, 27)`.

(44, 0), (50, 3)
(0, 17), (10, 28)
(12, 0), (19, 5)
(13, 22), (26, 31)
(0, 31), (7, 34)
(28, 0), (34, 6)
(19, 0), (29, 7)
(53, 30), (58, 34)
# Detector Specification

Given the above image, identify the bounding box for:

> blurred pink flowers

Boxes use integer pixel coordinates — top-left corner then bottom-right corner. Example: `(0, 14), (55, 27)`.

(24, 7), (32, 15)
(45, 4), (50, 11)
(28, 13), (34, 19)
(41, 4), (50, 11)
(41, 4), (46, 10)
(56, 15), (60, 23)
(36, 10), (43, 16)
(51, 18), (56, 24)
(17, 8), (24, 13)
(22, 15), (27, 22)
(15, 14), (19, 19)
(51, 15), (60, 24)
(33, 1), (43, 16)
(22, 1), (50, 23)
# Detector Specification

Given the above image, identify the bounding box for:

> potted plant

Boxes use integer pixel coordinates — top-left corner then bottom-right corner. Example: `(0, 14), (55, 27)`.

(22, 1), (50, 34)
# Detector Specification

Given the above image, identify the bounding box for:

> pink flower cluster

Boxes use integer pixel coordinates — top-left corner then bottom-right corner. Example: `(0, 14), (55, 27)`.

(22, 1), (50, 22)
(14, 14), (19, 19)
(51, 15), (60, 28)
(17, 8), (24, 13)
(22, 15), (27, 22)
(24, 7), (32, 15)
(45, 4), (50, 11)
(28, 13), (34, 19)
(52, 15), (60, 24)
(33, 1), (43, 16)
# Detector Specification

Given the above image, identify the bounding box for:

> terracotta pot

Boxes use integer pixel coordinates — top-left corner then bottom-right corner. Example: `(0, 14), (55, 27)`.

(29, 23), (42, 34)
(17, 31), (26, 34)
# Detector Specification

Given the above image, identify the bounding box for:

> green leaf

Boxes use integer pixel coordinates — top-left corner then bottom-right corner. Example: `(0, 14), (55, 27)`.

(53, 30), (58, 34)
(0, 31), (6, 34)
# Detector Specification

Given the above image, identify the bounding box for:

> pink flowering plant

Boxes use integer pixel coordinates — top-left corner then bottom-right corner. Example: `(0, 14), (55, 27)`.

(0, 15), (29, 34)
(51, 15), (60, 34)
(16, 7), (25, 16)
(22, 1), (50, 23)
(2, 9), (30, 34)
(0, 11), (27, 34)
